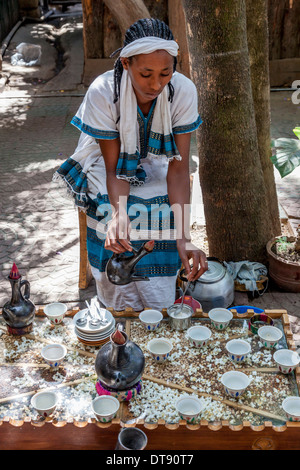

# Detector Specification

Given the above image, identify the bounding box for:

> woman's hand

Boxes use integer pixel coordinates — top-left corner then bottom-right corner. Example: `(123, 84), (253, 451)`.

(104, 210), (132, 253)
(176, 239), (208, 281)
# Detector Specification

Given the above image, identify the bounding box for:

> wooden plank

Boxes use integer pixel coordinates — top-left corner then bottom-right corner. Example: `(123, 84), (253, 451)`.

(1, 419), (300, 450)
(78, 209), (93, 290)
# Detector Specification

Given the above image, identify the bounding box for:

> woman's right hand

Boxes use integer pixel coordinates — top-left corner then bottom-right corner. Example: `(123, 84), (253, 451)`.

(104, 210), (132, 253)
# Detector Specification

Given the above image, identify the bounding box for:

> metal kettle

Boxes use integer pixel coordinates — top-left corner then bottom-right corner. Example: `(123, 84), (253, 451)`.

(179, 257), (235, 312)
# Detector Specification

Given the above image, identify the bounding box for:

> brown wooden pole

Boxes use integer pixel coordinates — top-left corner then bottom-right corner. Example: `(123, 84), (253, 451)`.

(82, 0), (104, 60)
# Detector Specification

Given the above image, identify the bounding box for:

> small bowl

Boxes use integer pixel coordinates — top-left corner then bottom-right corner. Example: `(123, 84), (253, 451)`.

(282, 397), (300, 422)
(41, 343), (67, 368)
(225, 339), (251, 362)
(258, 325), (283, 349)
(174, 295), (202, 313)
(31, 391), (58, 417)
(187, 325), (211, 347)
(175, 396), (203, 423)
(273, 349), (300, 374)
(139, 309), (163, 331)
(44, 302), (67, 325)
(208, 308), (233, 330)
(92, 395), (120, 423)
(220, 371), (251, 397)
(147, 338), (173, 362)
(167, 304), (194, 331)
(248, 312), (274, 335)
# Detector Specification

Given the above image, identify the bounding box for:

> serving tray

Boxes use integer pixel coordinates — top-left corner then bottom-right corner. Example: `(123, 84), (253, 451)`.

(0, 306), (299, 450)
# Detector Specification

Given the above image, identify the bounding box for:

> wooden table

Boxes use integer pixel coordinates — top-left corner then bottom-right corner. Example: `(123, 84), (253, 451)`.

(0, 307), (300, 450)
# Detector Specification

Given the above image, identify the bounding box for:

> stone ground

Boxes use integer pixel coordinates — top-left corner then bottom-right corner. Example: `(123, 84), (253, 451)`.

(0, 7), (299, 342)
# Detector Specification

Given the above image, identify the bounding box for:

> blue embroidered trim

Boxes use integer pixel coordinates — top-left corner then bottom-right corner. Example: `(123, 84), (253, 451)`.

(172, 114), (203, 134)
(116, 150), (147, 182)
(55, 157), (88, 206)
(148, 131), (178, 158)
(89, 192), (176, 229)
(71, 116), (119, 140)
(86, 224), (181, 276)
(137, 100), (156, 159)
(85, 193), (180, 275)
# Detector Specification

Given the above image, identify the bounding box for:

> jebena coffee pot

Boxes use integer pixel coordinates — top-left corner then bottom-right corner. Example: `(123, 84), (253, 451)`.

(105, 240), (155, 285)
(95, 325), (145, 390)
(2, 263), (35, 335)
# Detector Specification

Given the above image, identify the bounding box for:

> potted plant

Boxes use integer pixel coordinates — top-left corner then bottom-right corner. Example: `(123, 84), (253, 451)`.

(267, 127), (300, 292)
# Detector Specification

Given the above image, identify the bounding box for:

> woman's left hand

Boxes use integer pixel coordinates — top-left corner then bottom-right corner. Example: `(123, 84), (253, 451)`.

(176, 239), (208, 281)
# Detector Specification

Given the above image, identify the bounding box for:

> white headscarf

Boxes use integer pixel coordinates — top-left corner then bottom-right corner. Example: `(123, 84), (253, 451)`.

(120, 37), (179, 58)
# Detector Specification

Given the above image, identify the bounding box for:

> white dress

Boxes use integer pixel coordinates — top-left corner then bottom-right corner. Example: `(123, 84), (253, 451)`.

(55, 70), (202, 311)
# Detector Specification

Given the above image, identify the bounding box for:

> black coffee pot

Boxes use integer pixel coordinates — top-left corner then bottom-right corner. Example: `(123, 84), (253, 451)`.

(2, 263), (35, 335)
(105, 240), (155, 285)
(95, 326), (145, 390)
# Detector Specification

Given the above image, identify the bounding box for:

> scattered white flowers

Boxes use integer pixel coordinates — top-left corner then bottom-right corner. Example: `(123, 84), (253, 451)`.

(129, 319), (292, 425)
(0, 315), (294, 426)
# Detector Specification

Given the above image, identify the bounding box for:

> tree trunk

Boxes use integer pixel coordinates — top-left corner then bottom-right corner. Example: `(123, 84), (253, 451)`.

(82, 0), (104, 59)
(168, 0), (190, 78)
(246, 0), (281, 237)
(102, 0), (151, 36)
(182, 0), (273, 263)
(268, 0), (300, 60)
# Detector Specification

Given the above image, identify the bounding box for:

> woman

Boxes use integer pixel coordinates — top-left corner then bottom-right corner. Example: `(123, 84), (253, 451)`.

(55, 18), (207, 311)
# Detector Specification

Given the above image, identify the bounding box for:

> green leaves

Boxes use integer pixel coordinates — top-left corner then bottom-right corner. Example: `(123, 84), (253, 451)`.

(271, 127), (300, 178)
(293, 127), (300, 140)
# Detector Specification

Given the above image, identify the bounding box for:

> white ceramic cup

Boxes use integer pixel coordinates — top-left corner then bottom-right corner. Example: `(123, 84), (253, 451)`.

(31, 391), (58, 417)
(44, 302), (67, 325)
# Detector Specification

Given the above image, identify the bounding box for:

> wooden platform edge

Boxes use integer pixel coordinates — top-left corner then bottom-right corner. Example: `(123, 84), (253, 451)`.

(1, 418), (300, 450)
(29, 306), (289, 319)
(0, 415), (293, 431)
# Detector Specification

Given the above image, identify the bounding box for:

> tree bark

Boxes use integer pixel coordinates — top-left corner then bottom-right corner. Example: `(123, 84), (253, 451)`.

(82, 0), (104, 59)
(246, 0), (281, 237)
(268, 0), (300, 60)
(168, 0), (190, 78)
(102, 0), (151, 36)
(182, 0), (274, 263)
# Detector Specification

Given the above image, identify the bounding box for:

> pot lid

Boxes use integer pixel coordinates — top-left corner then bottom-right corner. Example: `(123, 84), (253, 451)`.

(197, 260), (226, 284)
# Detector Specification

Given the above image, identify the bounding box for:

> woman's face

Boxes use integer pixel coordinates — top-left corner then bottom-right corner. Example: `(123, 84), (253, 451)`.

(121, 50), (174, 106)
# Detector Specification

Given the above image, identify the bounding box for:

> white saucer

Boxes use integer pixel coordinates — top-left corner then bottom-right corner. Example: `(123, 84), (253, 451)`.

(74, 322), (115, 341)
(73, 309), (114, 334)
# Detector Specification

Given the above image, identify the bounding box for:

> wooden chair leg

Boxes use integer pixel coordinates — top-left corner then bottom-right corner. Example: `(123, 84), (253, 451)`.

(78, 209), (92, 289)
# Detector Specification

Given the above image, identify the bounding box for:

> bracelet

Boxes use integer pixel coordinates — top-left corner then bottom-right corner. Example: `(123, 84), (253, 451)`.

(248, 313), (274, 335)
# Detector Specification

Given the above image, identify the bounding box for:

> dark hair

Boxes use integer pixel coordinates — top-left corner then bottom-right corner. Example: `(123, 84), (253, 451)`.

(112, 18), (177, 103)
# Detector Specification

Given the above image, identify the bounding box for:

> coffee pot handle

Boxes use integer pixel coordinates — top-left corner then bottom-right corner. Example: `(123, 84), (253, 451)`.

(20, 280), (30, 300)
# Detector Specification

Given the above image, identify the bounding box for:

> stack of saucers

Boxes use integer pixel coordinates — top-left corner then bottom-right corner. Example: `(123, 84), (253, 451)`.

(73, 308), (115, 346)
